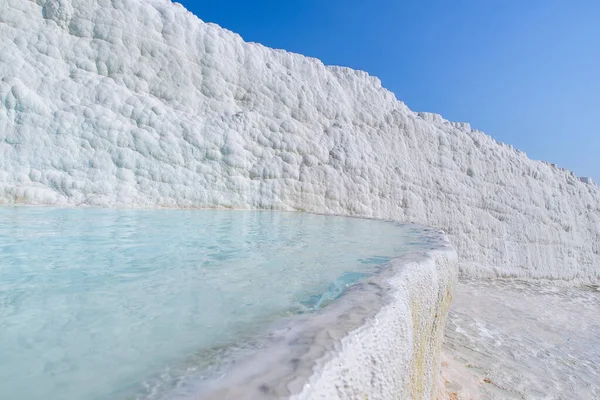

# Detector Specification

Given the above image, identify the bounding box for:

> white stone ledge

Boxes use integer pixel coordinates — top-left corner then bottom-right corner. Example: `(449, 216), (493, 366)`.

(183, 227), (457, 400)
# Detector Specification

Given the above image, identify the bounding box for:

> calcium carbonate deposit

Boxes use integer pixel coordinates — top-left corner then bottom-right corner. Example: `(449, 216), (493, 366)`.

(1, 0), (599, 399)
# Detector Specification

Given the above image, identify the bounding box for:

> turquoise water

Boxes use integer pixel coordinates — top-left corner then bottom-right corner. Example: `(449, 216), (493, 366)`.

(0, 207), (428, 400)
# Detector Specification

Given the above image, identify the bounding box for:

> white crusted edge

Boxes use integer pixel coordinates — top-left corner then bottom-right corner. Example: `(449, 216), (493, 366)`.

(295, 245), (457, 400)
(177, 226), (457, 400)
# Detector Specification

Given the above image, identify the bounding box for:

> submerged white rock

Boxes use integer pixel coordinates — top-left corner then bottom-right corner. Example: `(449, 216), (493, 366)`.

(1, 0), (598, 284)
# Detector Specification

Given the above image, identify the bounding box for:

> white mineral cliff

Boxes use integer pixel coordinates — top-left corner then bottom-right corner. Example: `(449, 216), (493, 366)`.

(1, 0), (599, 284)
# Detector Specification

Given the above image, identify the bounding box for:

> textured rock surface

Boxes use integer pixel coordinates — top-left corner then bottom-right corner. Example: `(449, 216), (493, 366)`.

(1, 0), (599, 283)
(293, 248), (457, 400)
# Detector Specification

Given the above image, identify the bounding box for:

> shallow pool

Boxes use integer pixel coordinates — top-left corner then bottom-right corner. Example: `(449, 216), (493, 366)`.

(0, 207), (429, 400)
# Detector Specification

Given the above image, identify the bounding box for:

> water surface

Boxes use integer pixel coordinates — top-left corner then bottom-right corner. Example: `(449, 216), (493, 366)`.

(0, 207), (429, 400)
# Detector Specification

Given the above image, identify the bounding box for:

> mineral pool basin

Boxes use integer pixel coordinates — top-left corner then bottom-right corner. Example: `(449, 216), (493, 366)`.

(0, 207), (435, 400)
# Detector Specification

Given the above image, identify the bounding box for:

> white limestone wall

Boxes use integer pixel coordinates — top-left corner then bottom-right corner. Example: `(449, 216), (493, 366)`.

(1, 1), (599, 283)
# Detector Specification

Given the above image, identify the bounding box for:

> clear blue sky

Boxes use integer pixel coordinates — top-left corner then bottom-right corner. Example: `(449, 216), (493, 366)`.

(179, 0), (600, 181)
